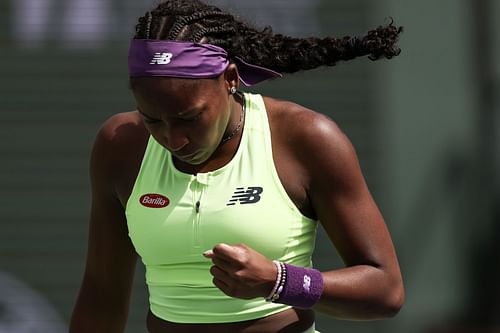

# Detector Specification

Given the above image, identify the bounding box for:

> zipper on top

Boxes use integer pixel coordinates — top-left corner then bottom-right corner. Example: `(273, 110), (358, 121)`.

(192, 174), (208, 249)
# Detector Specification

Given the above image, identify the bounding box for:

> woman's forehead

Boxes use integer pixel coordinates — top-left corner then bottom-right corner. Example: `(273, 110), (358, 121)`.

(131, 76), (220, 93)
(131, 76), (223, 112)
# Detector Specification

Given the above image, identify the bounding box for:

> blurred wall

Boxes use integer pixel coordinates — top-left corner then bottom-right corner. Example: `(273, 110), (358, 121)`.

(0, 0), (498, 332)
(376, 0), (476, 331)
(374, 0), (500, 332)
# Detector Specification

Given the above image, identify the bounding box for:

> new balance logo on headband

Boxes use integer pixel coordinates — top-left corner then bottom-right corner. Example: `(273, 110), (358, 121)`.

(150, 52), (173, 65)
(227, 187), (263, 206)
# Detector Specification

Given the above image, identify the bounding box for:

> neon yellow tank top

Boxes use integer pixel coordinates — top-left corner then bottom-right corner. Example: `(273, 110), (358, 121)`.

(126, 93), (318, 323)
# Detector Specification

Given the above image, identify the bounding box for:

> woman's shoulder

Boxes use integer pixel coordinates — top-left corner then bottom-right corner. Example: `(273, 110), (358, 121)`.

(90, 111), (149, 202)
(263, 95), (357, 180)
(92, 110), (149, 165)
(95, 111), (147, 145)
(92, 111), (149, 160)
(262, 96), (346, 147)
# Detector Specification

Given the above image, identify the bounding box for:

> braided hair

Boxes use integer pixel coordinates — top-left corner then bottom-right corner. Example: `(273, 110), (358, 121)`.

(134, 0), (402, 74)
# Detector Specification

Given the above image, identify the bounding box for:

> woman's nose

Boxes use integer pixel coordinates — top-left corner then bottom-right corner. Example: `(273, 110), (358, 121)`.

(163, 125), (189, 152)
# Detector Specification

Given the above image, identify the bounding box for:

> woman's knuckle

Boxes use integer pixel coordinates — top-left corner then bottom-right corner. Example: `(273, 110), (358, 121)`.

(231, 269), (240, 277)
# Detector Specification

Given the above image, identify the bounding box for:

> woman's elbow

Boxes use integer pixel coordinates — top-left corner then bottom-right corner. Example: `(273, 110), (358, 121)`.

(382, 279), (405, 318)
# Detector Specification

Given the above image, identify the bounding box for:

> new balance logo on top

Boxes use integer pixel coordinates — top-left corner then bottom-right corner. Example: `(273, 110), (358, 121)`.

(227, 187), (263, 206)
(150, 52), (173, 65)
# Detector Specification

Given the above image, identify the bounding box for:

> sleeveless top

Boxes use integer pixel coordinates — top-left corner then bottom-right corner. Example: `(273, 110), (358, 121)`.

(125, 92), (318, 323)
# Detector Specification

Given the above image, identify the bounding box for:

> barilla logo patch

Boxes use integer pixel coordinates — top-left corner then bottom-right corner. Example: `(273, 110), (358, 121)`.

(140, 194), (170, 208)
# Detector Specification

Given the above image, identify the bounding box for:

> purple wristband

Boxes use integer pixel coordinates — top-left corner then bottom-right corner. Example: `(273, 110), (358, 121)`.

(277, 264), (324, 309)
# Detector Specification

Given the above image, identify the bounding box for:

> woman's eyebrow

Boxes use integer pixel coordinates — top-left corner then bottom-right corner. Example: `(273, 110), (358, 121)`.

(136, 104), (204, 120)
(176, 104), (206, 117)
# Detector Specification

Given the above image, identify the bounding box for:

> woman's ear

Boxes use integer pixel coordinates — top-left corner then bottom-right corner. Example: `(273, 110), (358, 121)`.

(224, 63), (240, 91)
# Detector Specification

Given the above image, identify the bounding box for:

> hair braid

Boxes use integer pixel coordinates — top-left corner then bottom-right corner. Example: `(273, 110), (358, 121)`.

(190, 26), (210, 43)
(134, 0), (403, 74)
(166, 16), (191, 39)
(214, 21), (402, 73)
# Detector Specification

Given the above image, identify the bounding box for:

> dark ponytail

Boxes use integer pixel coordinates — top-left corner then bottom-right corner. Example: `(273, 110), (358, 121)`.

(134, 0), (402, 74)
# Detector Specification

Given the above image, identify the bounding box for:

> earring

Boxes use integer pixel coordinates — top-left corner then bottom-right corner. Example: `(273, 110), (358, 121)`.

(229, 86), (237, 95)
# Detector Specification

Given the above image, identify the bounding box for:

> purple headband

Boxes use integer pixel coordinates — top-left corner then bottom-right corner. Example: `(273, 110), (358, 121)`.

(128, 39), (282, 86)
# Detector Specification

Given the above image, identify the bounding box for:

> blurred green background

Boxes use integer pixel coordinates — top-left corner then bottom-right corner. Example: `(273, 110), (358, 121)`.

(1, 0), (499, 332)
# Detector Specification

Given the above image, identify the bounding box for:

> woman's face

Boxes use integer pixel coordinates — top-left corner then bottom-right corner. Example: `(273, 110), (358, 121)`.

(131, 74), (232, 165)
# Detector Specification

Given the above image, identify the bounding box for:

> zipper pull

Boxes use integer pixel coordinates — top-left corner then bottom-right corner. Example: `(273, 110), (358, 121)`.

(195, 201), (200, 213)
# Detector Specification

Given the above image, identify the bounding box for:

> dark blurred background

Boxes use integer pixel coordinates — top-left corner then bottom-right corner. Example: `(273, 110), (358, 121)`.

(0, 0), (499, 332)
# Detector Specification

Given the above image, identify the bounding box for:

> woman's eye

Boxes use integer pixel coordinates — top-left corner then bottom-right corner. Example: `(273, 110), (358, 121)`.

(183, 113), (202, 122)
(144, 119), (160, 124)
(137, 109), (161, 124)
(141, 115), (162, 124)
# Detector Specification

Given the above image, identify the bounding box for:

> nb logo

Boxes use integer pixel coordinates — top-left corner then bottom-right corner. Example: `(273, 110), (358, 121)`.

(150, 52), (173, 65)
(227, 187), (263, 206)
(303, 275), (311, 293)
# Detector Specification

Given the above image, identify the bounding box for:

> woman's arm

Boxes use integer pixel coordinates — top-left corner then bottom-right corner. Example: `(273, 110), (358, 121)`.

(70, 119), (138, 332)
(205, 106), (403, 320)
(303, 115), (404, 319)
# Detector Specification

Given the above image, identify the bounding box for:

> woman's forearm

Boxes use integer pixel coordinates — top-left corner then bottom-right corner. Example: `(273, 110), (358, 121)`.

(314, 265), (404, 320)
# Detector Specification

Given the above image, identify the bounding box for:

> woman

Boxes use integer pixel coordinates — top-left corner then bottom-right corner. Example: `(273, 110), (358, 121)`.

(70, 0), (404, 332)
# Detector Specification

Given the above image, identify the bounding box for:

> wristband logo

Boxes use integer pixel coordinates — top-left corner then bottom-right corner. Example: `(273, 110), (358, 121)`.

(150, 52), (173, 65)
(140, 194), (170, 208)
(303, 275), (311, 293)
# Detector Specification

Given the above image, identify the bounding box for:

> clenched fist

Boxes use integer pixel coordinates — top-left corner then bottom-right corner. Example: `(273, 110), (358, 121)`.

(203, 243), (278, 299)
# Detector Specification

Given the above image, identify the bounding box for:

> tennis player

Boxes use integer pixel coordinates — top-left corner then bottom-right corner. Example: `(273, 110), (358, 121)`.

(70, 1), (404, 332)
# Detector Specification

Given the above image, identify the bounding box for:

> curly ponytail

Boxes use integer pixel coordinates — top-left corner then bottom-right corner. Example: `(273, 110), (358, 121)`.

(134, 0), (402, 74)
